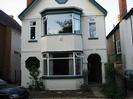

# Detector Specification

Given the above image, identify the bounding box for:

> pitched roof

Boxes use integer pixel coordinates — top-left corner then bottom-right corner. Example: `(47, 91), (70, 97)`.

(106, 8), (133, 39)
(106, 23), (120, 39)
(19, 0), (107, 20)
(89, 0), (107, 16)
(123, 8), (133, 19)
(0, 10), (21, 32)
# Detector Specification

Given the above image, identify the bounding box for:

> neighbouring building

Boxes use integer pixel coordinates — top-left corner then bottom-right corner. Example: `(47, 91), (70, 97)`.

(0, 10), (21, 83)
(107, 0), (133, 70)
(120, 8), (133, 70)
(19, 0), (107, 90)
(106, 23), (122, 64)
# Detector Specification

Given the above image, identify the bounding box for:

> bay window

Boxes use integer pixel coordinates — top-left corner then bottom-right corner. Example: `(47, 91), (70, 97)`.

(42, 52), (83, 76)
(47, 14), (72, 34)
(42, 13), (81, 35)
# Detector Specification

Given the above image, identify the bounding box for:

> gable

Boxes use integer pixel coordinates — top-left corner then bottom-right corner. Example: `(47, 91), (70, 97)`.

(19, 0), (107, 20)
(89, 0), (107, 16)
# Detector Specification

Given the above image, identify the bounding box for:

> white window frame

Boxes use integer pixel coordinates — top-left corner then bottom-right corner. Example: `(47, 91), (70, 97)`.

(30, 21), (36, 40)
(43, 13), (81, 35)
(42, 52), (83, 76)
(116, 40), (121, 54)
(73, 13), (81, 34)
(42, 16), (47, 36)
(88, 16), (97, 38)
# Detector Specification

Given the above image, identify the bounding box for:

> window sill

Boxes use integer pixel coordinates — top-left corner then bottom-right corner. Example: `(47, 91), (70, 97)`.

(88, 37), (98, 40)
(41, 75), (84, 79)
(41, 33), (82, 37)
(28, 40), (38, 43)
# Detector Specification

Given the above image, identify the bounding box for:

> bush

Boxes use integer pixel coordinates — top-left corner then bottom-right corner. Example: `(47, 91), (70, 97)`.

(80, 83), (90, 91)
(25, 57), (44, 90)
(102, 63), (125, 99)
(28, 65), (44, 90)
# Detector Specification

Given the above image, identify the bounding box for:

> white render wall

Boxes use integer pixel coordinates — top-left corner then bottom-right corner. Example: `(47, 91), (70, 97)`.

(25, 0), (103, 19)
(21, 52), (43, 87)
(120, 15), (133, 70)
(10, 29), (21, 82)
(41, 35), (83, 52)
(21, 19), (41, 52)
(44, 79), (83, 90)
(82, 15), (107, 62)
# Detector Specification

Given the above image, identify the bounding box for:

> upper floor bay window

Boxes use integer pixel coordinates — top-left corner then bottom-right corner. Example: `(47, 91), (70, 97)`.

(41, 8), (82, 35)
(47, 14), (72, 34)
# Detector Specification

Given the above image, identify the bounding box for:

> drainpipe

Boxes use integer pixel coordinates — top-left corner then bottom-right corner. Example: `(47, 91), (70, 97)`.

(129, 16), (133, 47)
(129, 16), (133, 66)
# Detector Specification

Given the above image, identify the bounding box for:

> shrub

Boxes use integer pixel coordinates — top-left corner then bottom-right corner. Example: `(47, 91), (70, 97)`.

(102, 63), (125, 99)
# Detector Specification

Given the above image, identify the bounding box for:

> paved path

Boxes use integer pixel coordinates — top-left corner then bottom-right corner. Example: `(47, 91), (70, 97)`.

(29, 84), (110, 99)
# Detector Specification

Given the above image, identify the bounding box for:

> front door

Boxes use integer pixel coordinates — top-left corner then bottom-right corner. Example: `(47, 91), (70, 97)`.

(87, 54), (102, 83)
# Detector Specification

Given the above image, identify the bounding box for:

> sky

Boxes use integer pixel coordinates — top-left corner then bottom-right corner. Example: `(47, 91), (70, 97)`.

(0, 0), (133, 35)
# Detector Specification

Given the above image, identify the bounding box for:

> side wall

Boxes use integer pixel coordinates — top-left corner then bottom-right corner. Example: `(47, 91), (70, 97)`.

(10, 29), (21, 83)
(120, 15), (133, 69)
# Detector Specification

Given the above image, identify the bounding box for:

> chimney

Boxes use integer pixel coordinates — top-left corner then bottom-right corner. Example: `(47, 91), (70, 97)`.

(27, 0), (33, 6)
(119, 0), (127, 20)
(9, 15), (14, 19)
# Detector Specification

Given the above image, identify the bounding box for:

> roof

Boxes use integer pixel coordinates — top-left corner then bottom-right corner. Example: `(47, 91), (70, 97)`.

(123, 8), (133, 19)
(106, 8), (133, 39)
(19, 0), (107, 20)
(0, 10), (21, 32)
(106, 23), (120, 39)
(89, 0), (107, 16)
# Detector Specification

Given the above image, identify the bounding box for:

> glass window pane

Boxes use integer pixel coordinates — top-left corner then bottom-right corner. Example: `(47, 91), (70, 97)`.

(74, 18), (80, 34)
(43, 60), (47, 75)
(89, 22), (96, 38)
(44, 20), (47, 35)
(75, 57), (82, 75)
(30, 21), (36, 26)
(47, 14), (72, 34)
(48, 53), (74, 75)
(30, 27), (35, 39)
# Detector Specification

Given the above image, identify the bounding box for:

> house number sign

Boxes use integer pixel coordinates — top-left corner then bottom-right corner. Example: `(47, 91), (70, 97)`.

(55, 0), (68, 4)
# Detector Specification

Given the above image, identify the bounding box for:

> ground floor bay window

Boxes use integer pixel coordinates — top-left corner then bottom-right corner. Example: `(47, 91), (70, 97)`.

(42, 52), (83, 77)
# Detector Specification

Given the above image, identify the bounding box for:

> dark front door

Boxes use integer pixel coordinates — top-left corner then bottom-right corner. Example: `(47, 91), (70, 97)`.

(87, 54), (102, 83)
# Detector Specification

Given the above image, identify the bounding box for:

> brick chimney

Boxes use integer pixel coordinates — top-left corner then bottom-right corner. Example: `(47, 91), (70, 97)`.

(119, 0), (127, 20)
(27, 0), (33, 6)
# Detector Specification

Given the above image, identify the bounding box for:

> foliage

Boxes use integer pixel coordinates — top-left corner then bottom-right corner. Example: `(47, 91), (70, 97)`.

(102, 63), (125, 99)
(80, 83), (90, 91)
(109, 54), (122, 64)
(56, 20), (72, 33)
(28, 65), (43, 90)
(26, 58), (44, 90)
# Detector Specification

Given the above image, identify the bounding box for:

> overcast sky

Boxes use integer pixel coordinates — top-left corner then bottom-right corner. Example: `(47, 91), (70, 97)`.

(0, 0), (133, 34)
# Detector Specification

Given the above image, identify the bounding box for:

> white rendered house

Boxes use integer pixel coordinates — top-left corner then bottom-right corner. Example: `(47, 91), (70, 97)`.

(119, 8), (133, 70)
(19, 0), (107, 90)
